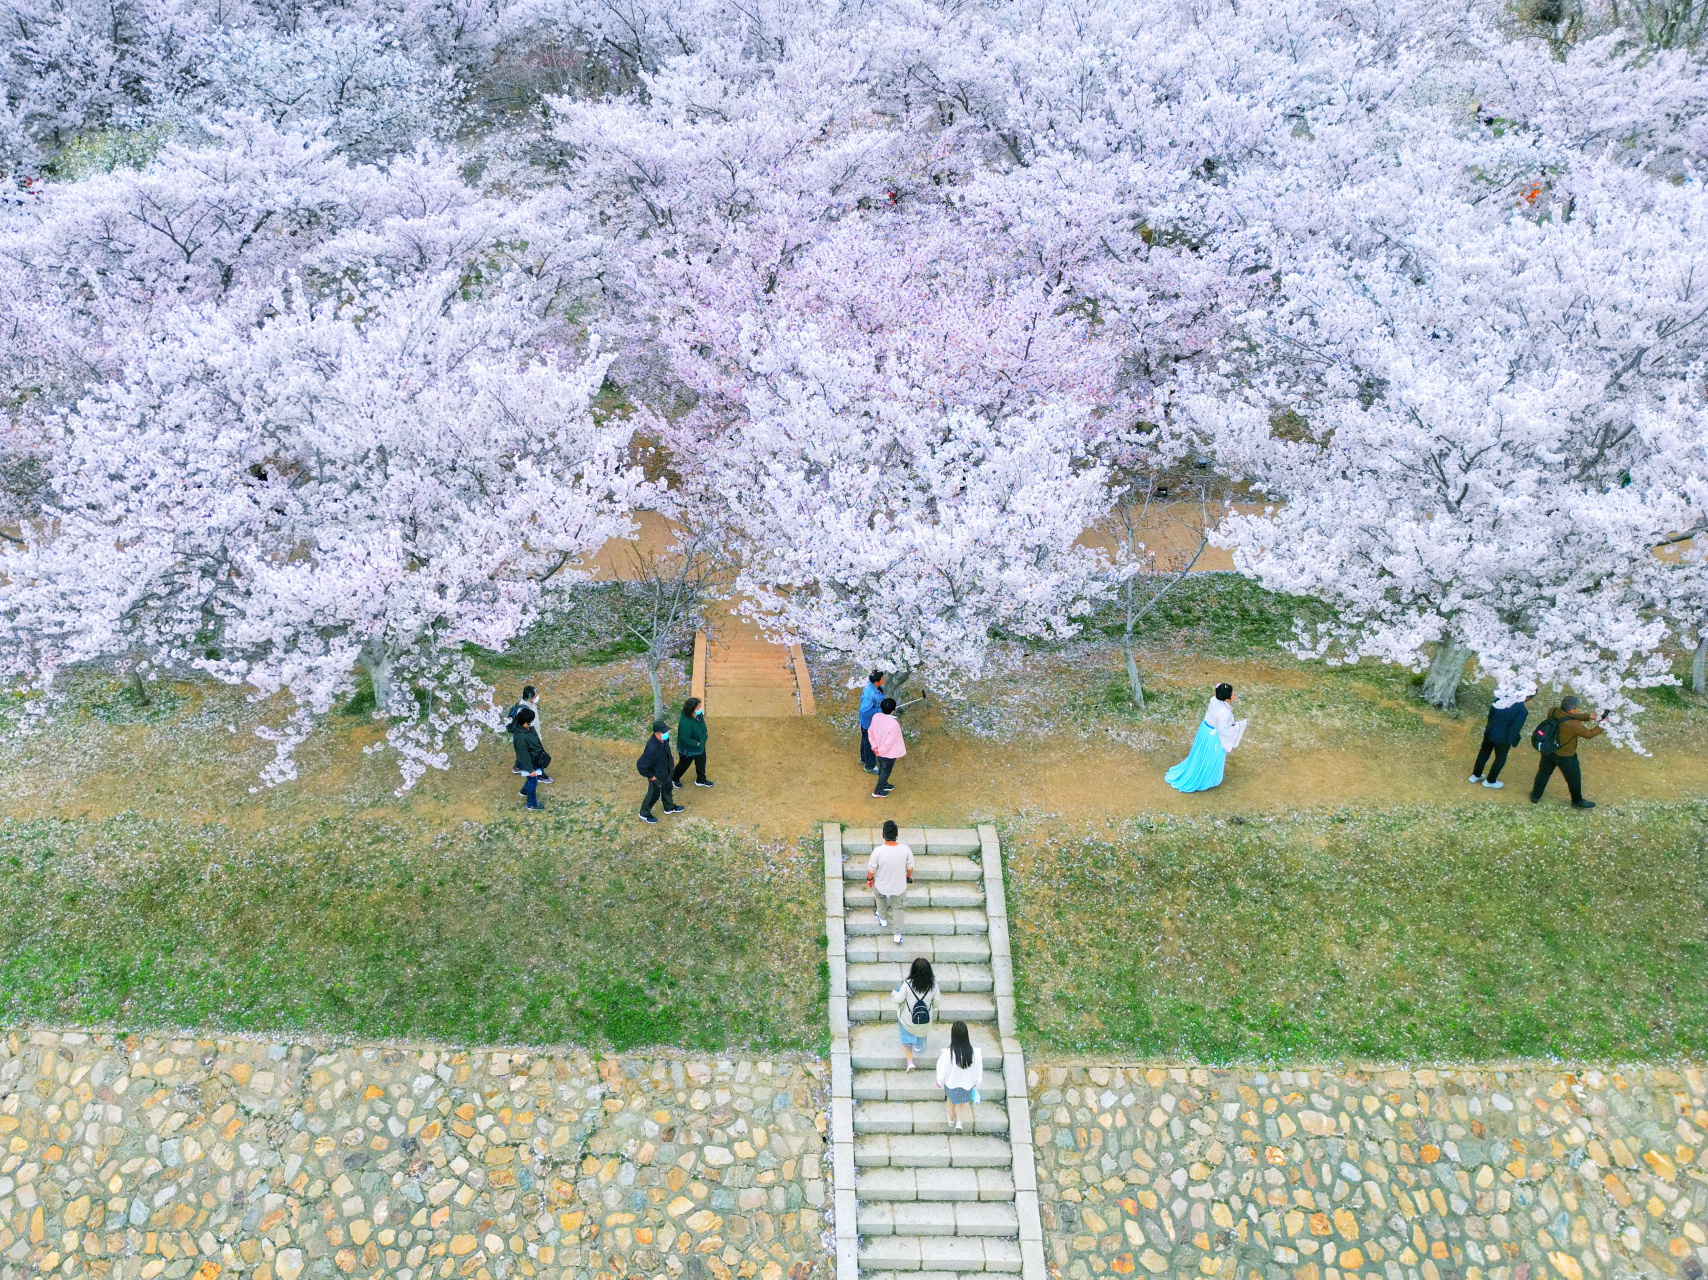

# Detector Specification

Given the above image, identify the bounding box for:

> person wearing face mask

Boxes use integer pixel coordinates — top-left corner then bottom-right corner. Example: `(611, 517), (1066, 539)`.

(637, 720), (685, 823)
(672, 696), (714, 788)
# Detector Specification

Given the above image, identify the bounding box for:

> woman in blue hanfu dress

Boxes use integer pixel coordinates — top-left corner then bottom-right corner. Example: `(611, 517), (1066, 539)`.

(1165, 683), (1247, 792)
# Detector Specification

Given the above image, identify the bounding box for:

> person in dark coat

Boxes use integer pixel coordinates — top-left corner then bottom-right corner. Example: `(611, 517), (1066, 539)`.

(637, 720), (684, 823)
(1469, 691), (1533, 789)
(511, 707), (550, 810)
(672, 696), (713, 787)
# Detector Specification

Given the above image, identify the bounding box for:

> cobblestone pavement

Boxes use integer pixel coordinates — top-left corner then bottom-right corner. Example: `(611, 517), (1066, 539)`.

(1030, 1064), (1708, 1280)
(0, 1030), (829, 1280)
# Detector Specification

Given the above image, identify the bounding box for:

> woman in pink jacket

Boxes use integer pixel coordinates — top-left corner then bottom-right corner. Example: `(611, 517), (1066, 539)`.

(867, 696), (906, 798)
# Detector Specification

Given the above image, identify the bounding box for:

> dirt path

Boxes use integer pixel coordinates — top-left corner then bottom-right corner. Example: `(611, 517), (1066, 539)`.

(7, 654), (1704, 840)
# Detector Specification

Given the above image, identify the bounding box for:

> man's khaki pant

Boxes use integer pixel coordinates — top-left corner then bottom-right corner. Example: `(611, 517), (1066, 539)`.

(875, 890), (906, 936)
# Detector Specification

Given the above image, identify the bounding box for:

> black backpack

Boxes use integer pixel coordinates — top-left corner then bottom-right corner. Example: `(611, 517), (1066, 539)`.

(907, 983), (932, 1026)
(503, 702), (524, 733)
(1531, 716), (1561, 754)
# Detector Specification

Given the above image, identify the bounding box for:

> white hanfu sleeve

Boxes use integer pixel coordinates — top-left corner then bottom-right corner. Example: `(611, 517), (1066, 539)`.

(1206, 698), (1247, 752)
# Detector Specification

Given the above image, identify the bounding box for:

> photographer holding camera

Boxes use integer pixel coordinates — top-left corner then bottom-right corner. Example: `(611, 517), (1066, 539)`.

(1529, 695), (1607, 809)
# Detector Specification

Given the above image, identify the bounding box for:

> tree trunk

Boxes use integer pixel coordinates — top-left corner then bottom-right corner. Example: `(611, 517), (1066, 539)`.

(1123, 637), (1145, 710)
(645, 654), (665, 722)
(363, 650), (394, 717)
(1693, 635), (1707, 695)
(129, 669), (151, 707)
(1420, 640), (1473, 708)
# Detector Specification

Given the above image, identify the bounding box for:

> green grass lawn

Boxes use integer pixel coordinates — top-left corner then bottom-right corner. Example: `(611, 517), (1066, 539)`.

(0, 802), (824, 1052)
(1009, 801), (1708, 1062)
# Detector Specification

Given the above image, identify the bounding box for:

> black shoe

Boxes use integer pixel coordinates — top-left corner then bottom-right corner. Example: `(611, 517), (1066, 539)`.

(1530, 795), (1541, 803)
(519, 789), (528, 797)
(525, 803), (544, 811)
(1572, 800), (1596, 809)
(538, 776), (553, 784)
(664, 804), (686, 815)
(639, 813), (658, 824)
(695, 779), (715, 787)
(513, 767), (525, 775)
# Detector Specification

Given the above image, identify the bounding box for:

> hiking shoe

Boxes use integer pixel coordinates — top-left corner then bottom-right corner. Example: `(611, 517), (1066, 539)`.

(1468, 774), (1482, 783)
(1481, 780), (1504, 789)
(695, 779), (715, 787)
(639, 813), (658, 824)
(664, 805), (686, 815)
(1572, 800), (1597, 809)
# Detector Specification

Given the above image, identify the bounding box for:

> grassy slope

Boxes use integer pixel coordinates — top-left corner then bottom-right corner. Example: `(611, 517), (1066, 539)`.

(1009, 801), (1708, 1062)
(0, 802), (825, 1052)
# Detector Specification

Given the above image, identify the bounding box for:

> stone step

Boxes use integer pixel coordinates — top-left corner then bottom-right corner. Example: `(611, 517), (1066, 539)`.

(847, 962), (992, 993)
(847, 884), (985, 910)
(859, 1235), (1023, 1272)
(853, 1100), (1009, 1135)
(856, 1166), (1015, 1202)
(848, 909), (987, 938)
(850, 1022), (1001, 1071)
(854, 1133), (1012, 1169)
(849, 991), (996, 1024)
(853, 1068), (1004, 1103)
(848, 936), (990, 964)
(842, 854), (982, 882)
(842, 829), (983, 856)
(858, 1201), (1020, 1238)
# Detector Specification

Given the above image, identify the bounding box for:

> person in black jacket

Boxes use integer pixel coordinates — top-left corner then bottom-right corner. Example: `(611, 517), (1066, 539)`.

(511, 707), (551, 810)
(1470, 692), (1533, 789)
(637, 720), (684, 823)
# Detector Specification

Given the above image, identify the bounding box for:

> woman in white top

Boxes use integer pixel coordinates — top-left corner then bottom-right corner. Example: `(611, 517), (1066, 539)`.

(935, 1021), (982, 1132)
(1164, 682), (1247, 793)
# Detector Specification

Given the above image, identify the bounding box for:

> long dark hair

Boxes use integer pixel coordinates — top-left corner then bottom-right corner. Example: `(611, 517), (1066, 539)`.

(908, 957), (934, 995)
(949, 1020), (973, 1069)
(1214, 683), (1234, 701)
(682, 696), (702, 717)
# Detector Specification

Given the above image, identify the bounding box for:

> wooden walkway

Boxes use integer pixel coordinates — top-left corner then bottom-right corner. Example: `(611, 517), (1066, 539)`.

(694, 606), (816, 718)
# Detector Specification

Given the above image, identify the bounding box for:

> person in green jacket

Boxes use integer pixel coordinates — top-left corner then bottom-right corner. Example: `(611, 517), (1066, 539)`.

(671, 696), (714, 787)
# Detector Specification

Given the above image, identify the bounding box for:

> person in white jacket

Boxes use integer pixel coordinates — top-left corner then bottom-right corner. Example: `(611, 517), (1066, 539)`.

(935, 1021), (982, 1132)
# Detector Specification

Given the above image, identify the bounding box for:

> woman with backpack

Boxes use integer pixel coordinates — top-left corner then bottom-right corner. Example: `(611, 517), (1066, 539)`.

(936, 1021), (983, 1132)
(893, 956), (938, 1071)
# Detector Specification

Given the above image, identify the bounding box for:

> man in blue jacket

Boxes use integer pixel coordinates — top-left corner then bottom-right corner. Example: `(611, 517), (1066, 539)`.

(858, 671), (886, 774)
(1470, 691), (1533, 789)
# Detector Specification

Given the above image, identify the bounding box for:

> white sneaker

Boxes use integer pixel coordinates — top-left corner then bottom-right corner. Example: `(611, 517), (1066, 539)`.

(1482, 780), (1504, 789)
(893, 932), (902, 943)
(1468, 775), (1482, 783)
(875, 911), (886, 925)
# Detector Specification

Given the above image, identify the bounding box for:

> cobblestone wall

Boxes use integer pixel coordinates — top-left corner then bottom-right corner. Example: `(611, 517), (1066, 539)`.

(1029, 1063), (1708, 1280)
(0, 1030), (830, 1280)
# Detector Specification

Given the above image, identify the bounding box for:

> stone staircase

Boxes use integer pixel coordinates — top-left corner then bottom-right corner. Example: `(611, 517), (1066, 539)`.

(824, 825), (1044, 1280)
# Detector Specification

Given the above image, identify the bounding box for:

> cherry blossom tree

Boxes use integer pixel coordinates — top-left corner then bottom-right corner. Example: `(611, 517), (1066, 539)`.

(702, 324), (1113, 691)
(1196, 165), (1708, 739)
(0, 277), (653, 789)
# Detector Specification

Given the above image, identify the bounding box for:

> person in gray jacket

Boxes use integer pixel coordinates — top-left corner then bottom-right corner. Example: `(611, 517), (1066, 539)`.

(1470, 691), (1533, 789)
